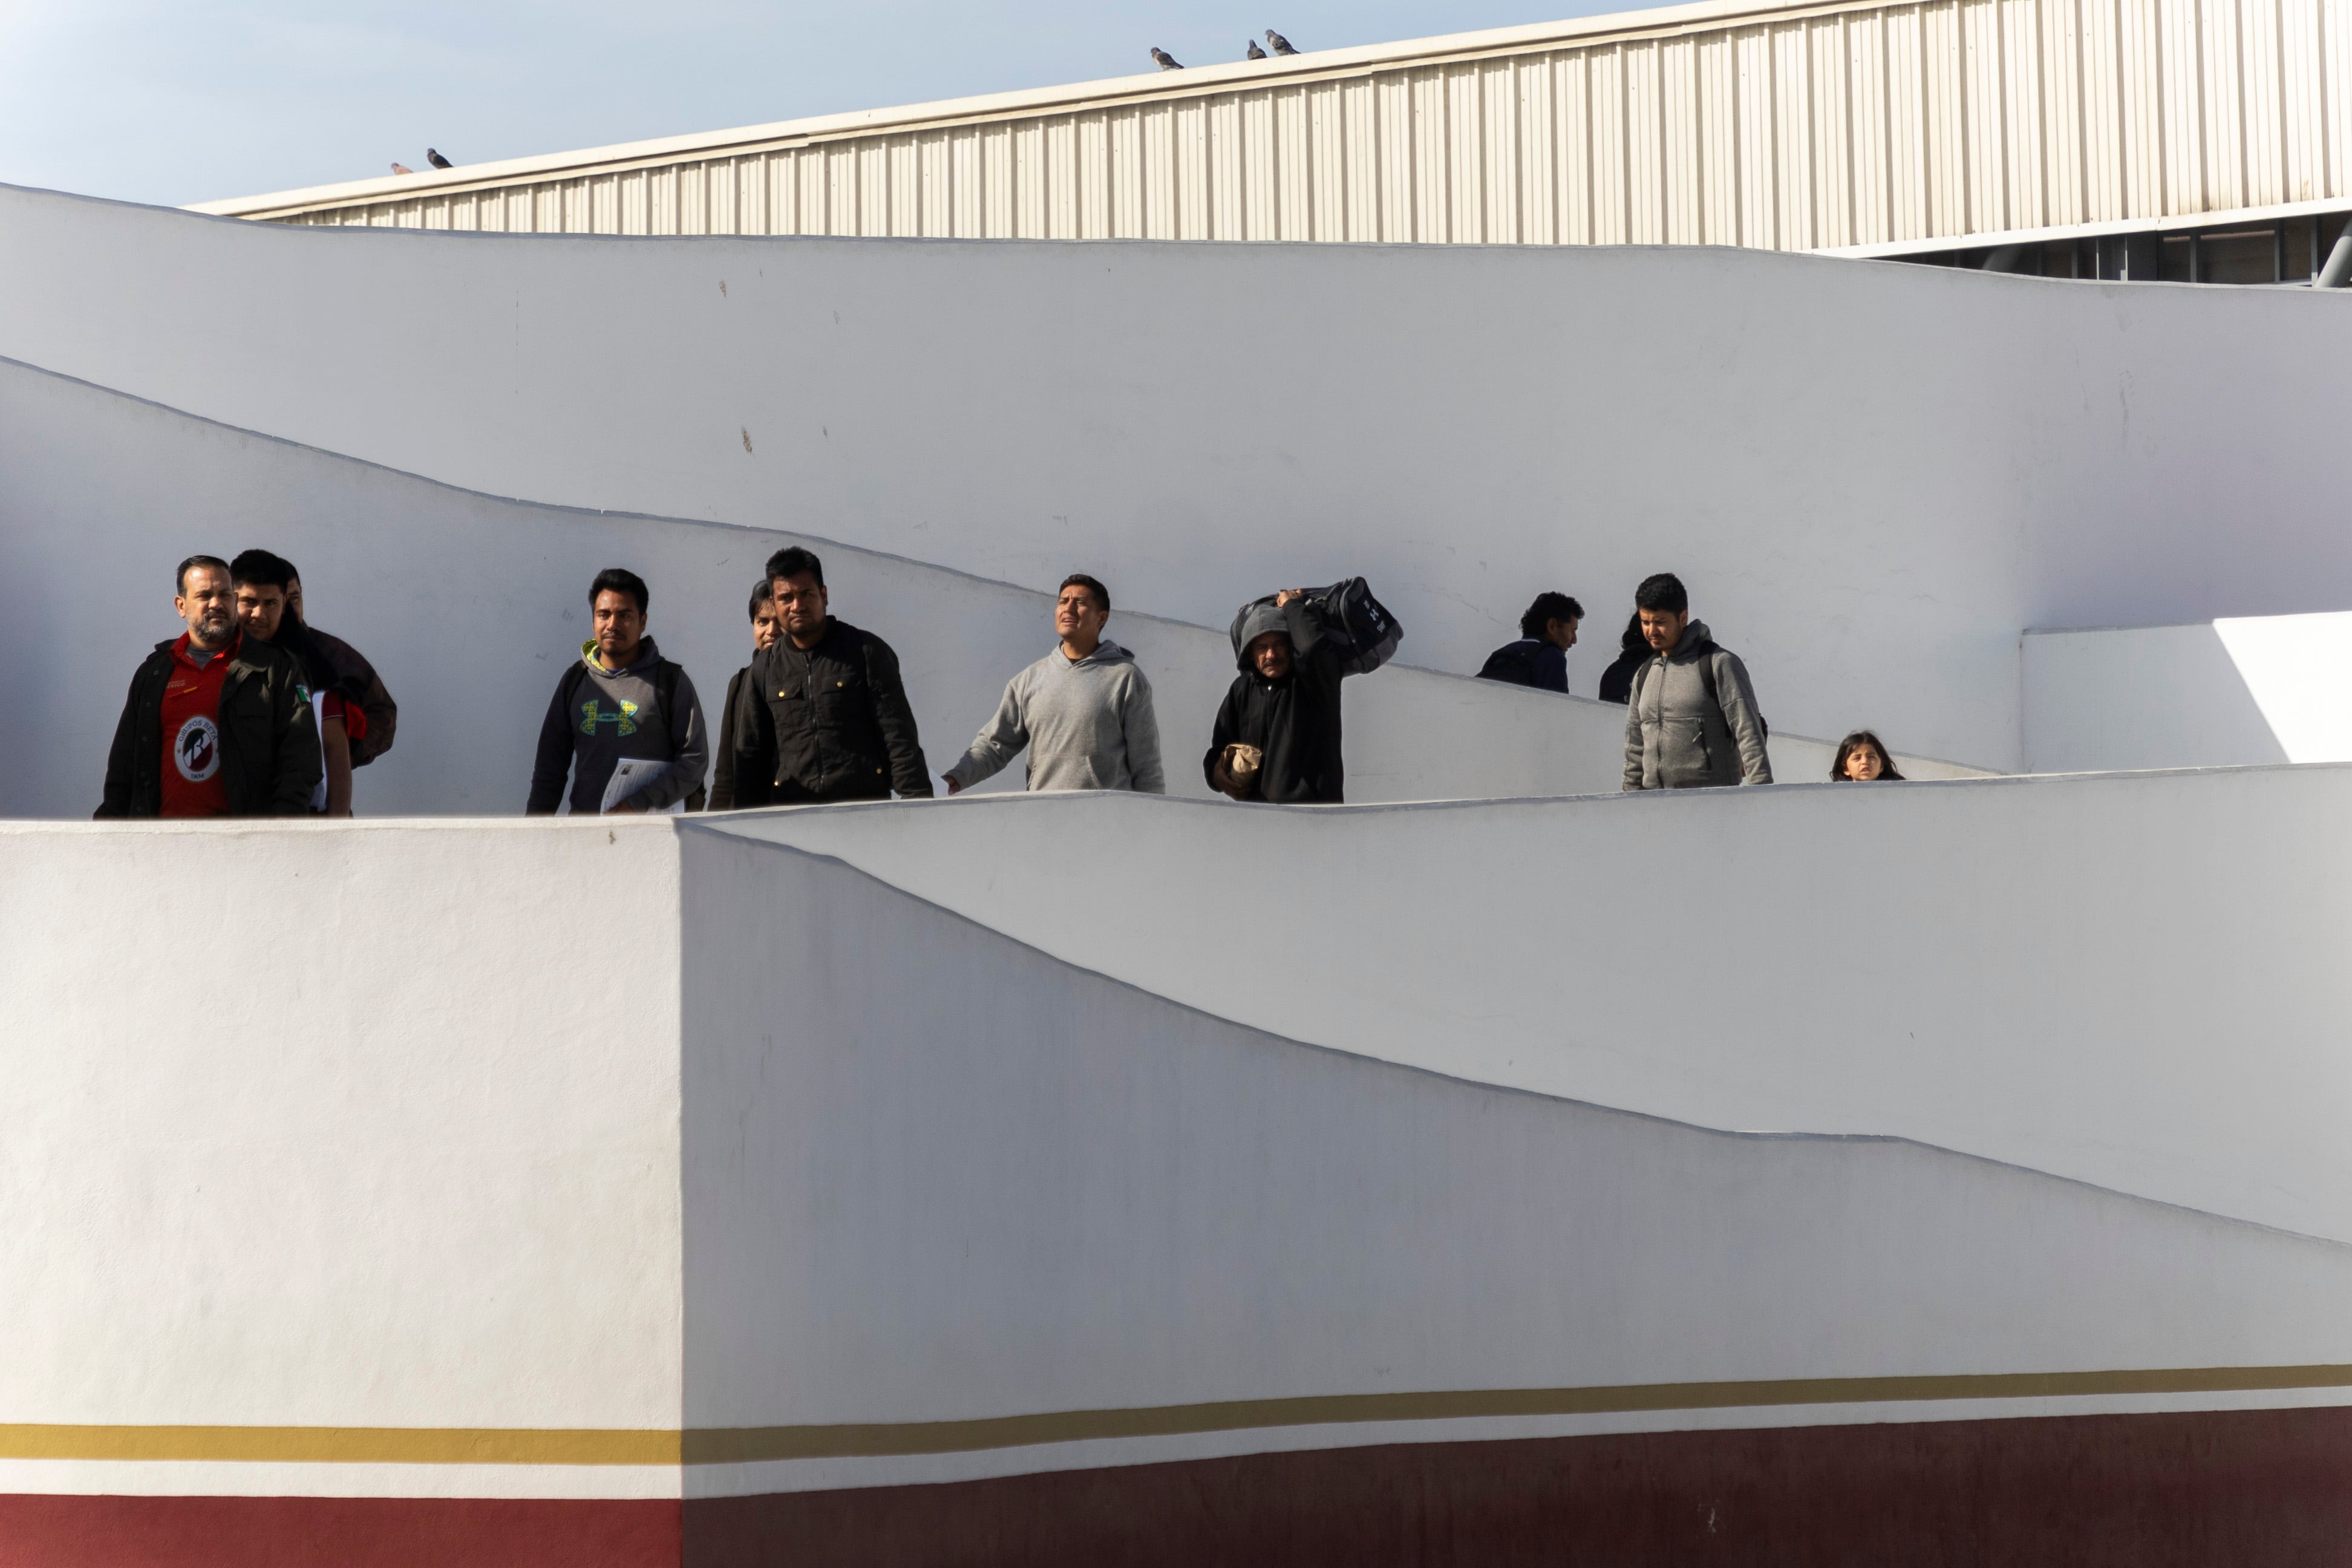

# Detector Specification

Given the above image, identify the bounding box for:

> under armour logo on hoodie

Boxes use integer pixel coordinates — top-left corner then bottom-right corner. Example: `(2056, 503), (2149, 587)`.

(580, 698), (641, 737)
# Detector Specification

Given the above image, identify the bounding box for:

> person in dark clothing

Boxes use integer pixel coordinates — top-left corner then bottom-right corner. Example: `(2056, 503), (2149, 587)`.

(738, 547), (933, 803)
(1203, 589), (1353, 804)
(708, 578), (785, 811)
(232, 549), (352, 816)
(1476, 592), (1583, 693)
(526, 567), (709, 814)
(97, 555), (322, 819)
(1596, 612), (1650, 705)
(286, 566), (397, 767)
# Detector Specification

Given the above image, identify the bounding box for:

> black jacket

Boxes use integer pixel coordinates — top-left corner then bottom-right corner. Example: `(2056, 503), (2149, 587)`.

(1203, 601), (1348, 805)
(708, 663), (776, 811)
(742, 619), (933, 803)
(305, 623), (397, 766)
(1597, 645), (1648, 705)
(97, 635), (323, 818)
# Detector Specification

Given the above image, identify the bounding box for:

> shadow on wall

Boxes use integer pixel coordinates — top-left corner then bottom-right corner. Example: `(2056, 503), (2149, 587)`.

(0, 359), (1976, 819)
(2020, 615), (2352, 772)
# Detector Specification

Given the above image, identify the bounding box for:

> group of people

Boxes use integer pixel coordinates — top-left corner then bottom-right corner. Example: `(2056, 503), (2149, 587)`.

(98, 552), (396, 820)
(100, 549), (1909, 822)
(1475, 572), (1904, 786)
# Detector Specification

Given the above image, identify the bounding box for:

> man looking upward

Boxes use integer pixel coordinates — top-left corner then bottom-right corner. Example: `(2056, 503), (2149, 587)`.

(944, 573), (1163, 795)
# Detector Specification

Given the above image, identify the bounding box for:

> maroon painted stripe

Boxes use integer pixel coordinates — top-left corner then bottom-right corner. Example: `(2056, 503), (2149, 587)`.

(0, 1495), (679, 1568)
(687, 1404), (2352, 1566)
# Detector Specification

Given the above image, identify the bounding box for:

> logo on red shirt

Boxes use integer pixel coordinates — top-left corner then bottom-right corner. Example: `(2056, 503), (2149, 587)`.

(174, 714), (221, 782)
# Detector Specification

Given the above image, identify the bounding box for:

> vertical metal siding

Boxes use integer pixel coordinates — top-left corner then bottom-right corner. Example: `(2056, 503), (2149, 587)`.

(269, 0), (2351, 252)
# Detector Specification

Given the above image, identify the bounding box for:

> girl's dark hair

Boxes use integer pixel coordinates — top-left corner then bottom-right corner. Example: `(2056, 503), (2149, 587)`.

(1617, 611), (1647, 655)
(747, 578), (774, 621)
(1831, 731), (1904, 782)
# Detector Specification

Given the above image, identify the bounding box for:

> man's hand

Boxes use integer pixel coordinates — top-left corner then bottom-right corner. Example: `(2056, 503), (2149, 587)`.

(1210, 754), (1250, 802)
(1275, 589), (1304, 607)
(944, 776), (964, 795)
(608, 797), (647, 815)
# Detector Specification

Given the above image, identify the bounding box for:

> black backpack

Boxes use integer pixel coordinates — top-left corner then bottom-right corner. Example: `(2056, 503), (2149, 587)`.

(1234, 578), (1403, 676)
(560, 657), (708, 811)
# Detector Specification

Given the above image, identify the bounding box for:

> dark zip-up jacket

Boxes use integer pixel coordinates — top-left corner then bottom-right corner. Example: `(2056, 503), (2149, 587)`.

(1203, 599), (1348, 804)
(305, 623), (397, 766)
(97, 635), (323, 818)
(707, 663), (776, 811)
(742, 618), (933, 803)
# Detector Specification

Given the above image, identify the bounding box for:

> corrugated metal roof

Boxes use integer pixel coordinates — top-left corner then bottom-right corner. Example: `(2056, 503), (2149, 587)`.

(192, 0), (2352, 256)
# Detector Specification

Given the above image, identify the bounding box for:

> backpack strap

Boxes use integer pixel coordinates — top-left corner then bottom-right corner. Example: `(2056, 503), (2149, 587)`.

(1693, 644), (1768, 740)
(652, 659), (707, 812)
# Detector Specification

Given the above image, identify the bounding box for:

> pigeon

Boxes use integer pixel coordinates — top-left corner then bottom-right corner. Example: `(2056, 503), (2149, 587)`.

(1266, 29), (1298, 54)
(425, 148), (452, 169)
(390, 162), (414, 175)
(1150, 47), (1182, 70)
(1246, 39), (1267, 58)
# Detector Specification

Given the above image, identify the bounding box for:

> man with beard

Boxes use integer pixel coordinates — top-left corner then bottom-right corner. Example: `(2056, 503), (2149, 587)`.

(740, 547), (932, 803)
(97, 555), (321, 818)
(231, 549), (353, 815)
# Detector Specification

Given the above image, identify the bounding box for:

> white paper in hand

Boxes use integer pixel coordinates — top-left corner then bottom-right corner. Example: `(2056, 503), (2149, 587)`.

(600, 757), (683, 814)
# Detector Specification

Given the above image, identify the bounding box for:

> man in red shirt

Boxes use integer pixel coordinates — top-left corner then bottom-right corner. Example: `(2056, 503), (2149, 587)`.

(96, 556), (321, 819)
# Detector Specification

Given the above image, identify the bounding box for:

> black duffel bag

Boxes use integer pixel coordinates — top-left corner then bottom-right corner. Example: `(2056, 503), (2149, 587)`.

(1230, 578), (1403, 676)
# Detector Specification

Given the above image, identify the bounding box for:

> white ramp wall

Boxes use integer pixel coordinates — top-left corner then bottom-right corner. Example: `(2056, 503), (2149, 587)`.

(2025, 612), (2352, 773)
(11, 808), (2352, 1515)
(5, 185), (2349, 769)
(712, 764), (2352, 1247)
(0, 357), (1966, 820)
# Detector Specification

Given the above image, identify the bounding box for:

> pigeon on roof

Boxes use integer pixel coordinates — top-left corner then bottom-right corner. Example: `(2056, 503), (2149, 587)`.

(425, 148), (453, 169)
(390, 163), (414, 176)
(1246, 39), (1267, 59)
(1150, 47), (1182, 70)
(1266, 30), (1298, 54)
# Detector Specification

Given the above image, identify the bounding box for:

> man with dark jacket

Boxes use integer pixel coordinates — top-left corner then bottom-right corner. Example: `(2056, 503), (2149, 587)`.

(738, 547), (932, 803)
(286, 565), (397, 767)
(97, 555), (322, 818)
(1621, 573), (1772, 791)
(708, 578), (783, 811)
(1203, 590), (1351, 804)
(1475, 591), (1583, 693)
(527, 567), (710, 814)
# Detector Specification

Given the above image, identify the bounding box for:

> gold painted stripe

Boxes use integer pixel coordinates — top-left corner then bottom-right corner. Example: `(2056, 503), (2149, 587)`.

(0, 1425), (679, 1466)
(10, 1364), (2352, 1468)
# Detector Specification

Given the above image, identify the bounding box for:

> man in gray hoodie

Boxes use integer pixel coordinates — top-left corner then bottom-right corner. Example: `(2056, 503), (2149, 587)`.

(944, 573), (1164, 794)
(527, 567), (710, 813)
(1622, 572), (1772, 791)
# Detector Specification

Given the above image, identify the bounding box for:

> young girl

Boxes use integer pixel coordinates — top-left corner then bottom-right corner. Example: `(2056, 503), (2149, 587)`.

(1831, 731), (1904, 781)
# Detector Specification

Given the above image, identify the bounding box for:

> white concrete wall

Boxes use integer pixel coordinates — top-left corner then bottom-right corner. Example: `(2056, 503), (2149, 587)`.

(2026, 612), (2352, 773)
(711, 763), (2352, 1248)
(5, 186), (2348, 771)
(14, 811), (2347, 1502)
(0, 819), (685, 1460)
(0, 356), (1968, 821)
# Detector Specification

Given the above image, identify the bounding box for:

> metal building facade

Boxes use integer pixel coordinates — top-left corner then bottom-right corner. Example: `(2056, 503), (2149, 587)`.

(197, 0), (2352, 258)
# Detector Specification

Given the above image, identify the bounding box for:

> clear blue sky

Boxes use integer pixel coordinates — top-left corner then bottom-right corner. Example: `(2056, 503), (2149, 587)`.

(0, 0), (1636, 209)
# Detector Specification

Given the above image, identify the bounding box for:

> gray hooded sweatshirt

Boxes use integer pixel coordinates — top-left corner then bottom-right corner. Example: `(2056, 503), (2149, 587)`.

(1622, 619), (1772, 790)
(945, 639), (1165, 793)
(526, 636), (710, 814)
